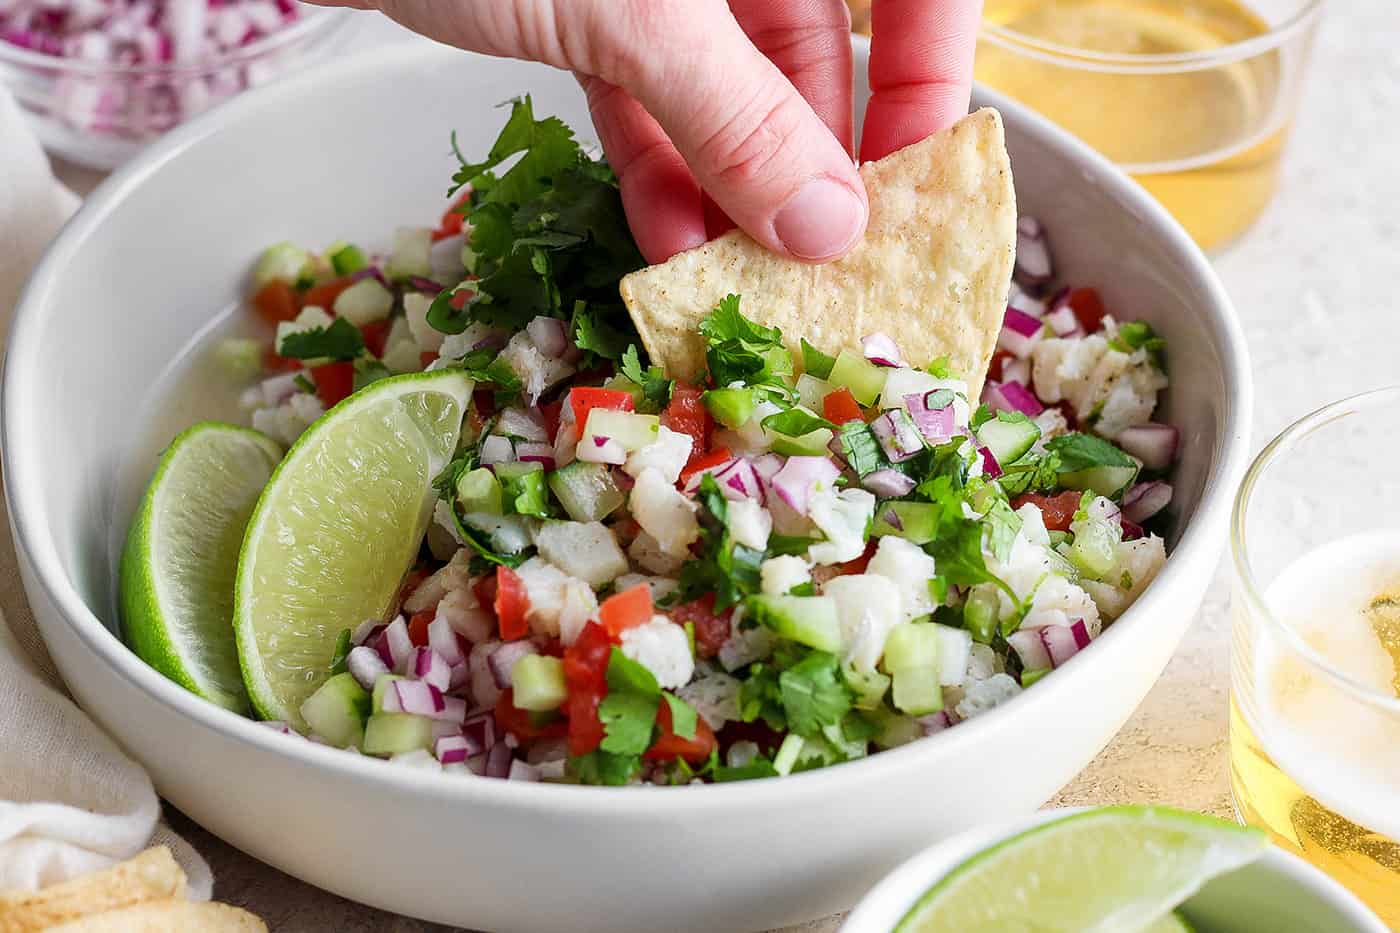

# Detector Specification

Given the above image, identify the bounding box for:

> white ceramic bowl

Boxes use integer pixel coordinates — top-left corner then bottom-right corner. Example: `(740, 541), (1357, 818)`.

(2, 38), (1250, 933)
(842, 808), (1389, 933)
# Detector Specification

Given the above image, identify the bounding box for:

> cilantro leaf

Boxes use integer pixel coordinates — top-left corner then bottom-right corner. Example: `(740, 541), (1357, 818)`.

(570, 750), (641, 785)
(677, 474), (764, 610)
(983, 498), (1023, 563)
(762, 408), (835, 438)
(432, 441), (480, 501)
(353, 359), (393, 391)
(449, 97), (580, 204)
(501, 467), (552, 519)
(838, 421), (887, 477)
(278, 318), (364, 361)
(779, 652), (853, 737)
(698, 295), (793, 388)
(662, 693), (698, 741)
(714, 756), (781, 782)
(598, 648), (661, 756)
(620, 344), (675, 413)
(328, 628), (352, 676)
(800, 339), (836, 379)
(738, 662), (786, 731)
(996, 450), (1063, 496)
(572, 302), (631, 361)
(1044, 433), (1136, 472)
(606, 647), (660, 695)
(970, 403), (996, 432)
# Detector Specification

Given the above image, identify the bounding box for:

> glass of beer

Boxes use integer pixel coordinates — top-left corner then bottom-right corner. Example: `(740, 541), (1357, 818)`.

(1231, 387), (1400, 927)
(973, 0), (1324, 252)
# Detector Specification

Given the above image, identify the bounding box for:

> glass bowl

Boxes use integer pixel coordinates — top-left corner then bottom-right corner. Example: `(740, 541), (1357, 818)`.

(0, 6), (349, 170)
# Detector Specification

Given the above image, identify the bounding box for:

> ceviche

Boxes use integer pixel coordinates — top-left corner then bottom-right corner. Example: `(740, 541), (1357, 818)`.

(121, 99), (1178, 786)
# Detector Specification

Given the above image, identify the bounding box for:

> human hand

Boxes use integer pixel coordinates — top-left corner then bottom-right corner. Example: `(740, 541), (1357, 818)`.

(314, 0), (980, 264)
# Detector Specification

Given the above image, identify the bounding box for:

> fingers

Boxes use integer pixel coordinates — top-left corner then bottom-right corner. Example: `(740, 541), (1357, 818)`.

(860, 0), (982, 162)
(610, 4), (867, 262)
(582, 78), (708, 264)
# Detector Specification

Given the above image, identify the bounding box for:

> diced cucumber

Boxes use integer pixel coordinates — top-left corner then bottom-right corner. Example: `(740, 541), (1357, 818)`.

(770, 426), (834, 457)
(1021, 668), (1050, 688)
(362, 712), (435, 756)
(253, 241), (312, 287)
(844, 667), (891, 710)
(513, 655), (567, 711)
(1069, 519), (1118, 579)
(882, 623), (940, 673)
(892, 667), (944, 715)
(214, 338), (262, 383)
(977, 415), (1041, 466)
(456, 467), (503, 515)
(703, 388), (757, 429)
(584, 409), (660, 452)
(548, 460), (625, 522)
(773, 734), (806, 776)
(385, 227), (432, 280)
(794, 373), (834, 411)
(869, 708), (921, 749)
(828, 349), (888, 406)
(372, 674), (405, 713)
(328, 242), (368, 276)
(333, 277), (394, 327)
(746, 594), (842, 652)
(963, 588), (1000, 644)
(871, 501), (940, 545)
(493, 461), (542, 484)
(1060, 463), (1139, 498)
(459, 511), (534, 555)
(299, 672), (370, 748)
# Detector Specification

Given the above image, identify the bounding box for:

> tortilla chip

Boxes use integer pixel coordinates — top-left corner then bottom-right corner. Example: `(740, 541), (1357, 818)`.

(42, 901), (266, 933)
(0, 848), (185, 933)
(620, 108), (1016, 399)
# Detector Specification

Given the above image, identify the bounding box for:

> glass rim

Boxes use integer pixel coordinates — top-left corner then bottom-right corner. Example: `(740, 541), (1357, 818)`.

(1232, 384), (1400, 715)
(0, 7), (346, 78)
(979, 0), (1326, 74)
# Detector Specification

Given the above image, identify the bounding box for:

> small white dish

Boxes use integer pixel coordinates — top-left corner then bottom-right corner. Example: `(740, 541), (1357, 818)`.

(842, 809), (1389, 933)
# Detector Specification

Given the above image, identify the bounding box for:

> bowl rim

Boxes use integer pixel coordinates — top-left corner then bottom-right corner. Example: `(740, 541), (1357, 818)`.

(1, 35), (1252, 812)
(0, 6), (349, 77)
(839, 807), (1390, 932)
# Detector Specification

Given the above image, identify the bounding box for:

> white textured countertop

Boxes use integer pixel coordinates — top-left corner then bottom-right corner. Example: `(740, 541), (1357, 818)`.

(54, 3), (1400, 929)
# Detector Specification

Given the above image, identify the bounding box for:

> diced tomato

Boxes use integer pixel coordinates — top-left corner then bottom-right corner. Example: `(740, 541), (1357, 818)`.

(668, 593), (732, 659)
(660, 382), (711, 456)
(599, 584), (654, 638)
(252, 279), (300, 326)
(494, 566), (530, 641)
(262, 346), (302, 373)
(420, 352), (437, 369)
(432, 191), (471, 242)
(449, 289), (471, 311)
(360, 320), (390, 358)
(407, 610), (434, 647)
(822, 387), (864, 426)
(496, 689), (568, 741)
(565, 688), (605, 756)
(569, 387), (635, 433)
(679, 446), (734, 487)
(645, 697), (717, 764)
(536, 637), (565, 658)
(840, 540), (877, 576)
(310, 362), (354, 408)
(1012, 490), (1083, 532)
(473, 574), (498, 612)
(987, 350), (1014, 383)
(538, 399), (563, 442)
(1068, 287), (1106, 334)
(563, 622), (613, 691)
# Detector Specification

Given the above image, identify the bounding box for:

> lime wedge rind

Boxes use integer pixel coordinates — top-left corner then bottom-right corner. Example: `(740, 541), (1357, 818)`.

(895, 806), (1267, 933)
(120, 421), (282, 713)
(233, 370), (473, 727)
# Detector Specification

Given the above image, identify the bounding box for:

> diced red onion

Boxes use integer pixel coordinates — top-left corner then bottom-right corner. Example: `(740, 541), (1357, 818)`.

(712, 458), (763, 502)
(1045, 289), (1084, 338)
(1116, 423), (1179, 471)
(995, 380), (1044, 417)
(448, 661), (470, 691)
(485, 741), (513, 778)
(386, 679), (444, 716)
(472, 333), (508, 353)
(978, 446), (1003, 479)
(1122, 481), (1173, 524)
(770, 456), (840, 515)
(350, 266), (391, 289)
(997, 307), (1045, 359)
(438, 696), (468, 724)
(1071, 618), (1091, 649)
(861, 332), (905, 368)
(1002, 357), (1031, 387)
(682, 457), (738, 495)
(427, 616), (464, 666)
(870, 410), (924, 463)
(346, 646), (389, 691)
(917, 711), (959, 735)
(578, 433), (627, 465)
(257, 371), (301, 407)
(905, 392), (957, 445)
(496, 407), (549, 443)
(1014, 216), (1053, 287)
(351, 617), (382, 646)
(407, 276), (444, 294)
(435, 734), (472, 765)
(412, 646), (452, 692)
(461, 714), (496, 755)
(514, 442), (556, 469)
(1007, 629), (1050, 672)
(751, 453), (784, 484)
(863, 469), (916, 499)
(526, 316), (569, 359)
(374, 616), (414, 673)
(1040, 622), (1089, 668)
(508, 760), (543, 782)
(479, 434), (515, 466)
(431, 720), (462, 740)
(1007, 282), (1046, 317)
(488, 640), (539, 689)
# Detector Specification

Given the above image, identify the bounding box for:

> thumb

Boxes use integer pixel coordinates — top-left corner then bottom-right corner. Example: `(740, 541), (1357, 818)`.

(608, 9), (868, 263)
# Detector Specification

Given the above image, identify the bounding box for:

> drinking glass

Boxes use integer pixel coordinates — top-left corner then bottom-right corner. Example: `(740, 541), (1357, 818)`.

(1231, 387), (1400, 927)
(972, 0), (1324, 251)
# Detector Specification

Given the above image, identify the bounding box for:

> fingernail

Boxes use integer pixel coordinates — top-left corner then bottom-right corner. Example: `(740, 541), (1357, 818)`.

(773, 177), (867, 261)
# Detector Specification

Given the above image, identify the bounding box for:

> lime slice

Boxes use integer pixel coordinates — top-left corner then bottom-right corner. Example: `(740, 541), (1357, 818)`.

(234, 370), (473, 726)
(120, 422), (283, 712)
(896, 807), (1267, 933)
(1147, 913), (1195, 933)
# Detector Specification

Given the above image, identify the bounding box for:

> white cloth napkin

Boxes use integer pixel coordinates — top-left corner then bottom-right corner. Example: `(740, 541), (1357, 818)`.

(0, 84), (212, 900)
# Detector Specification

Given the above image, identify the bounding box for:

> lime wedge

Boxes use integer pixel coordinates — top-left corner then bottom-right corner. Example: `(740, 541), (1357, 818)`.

(120, 422), (283, 712)
(1147, 913), (1195, 933)
(234, 370), (473, 726)
(896, 807), (1267, 933)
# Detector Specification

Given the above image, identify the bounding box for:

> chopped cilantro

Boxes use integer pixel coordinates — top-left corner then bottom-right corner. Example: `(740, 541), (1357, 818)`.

(1044, 433), (1136, 473)
(293, 373), (316, 394)
(569, 750), (640, 785)
(662, 693), (698, 741)
(970, 403), (996, 432)
(328, 628), (352, 676)
(278, 317), (364, 361)
(501, 468), (551, 519)
(452, 347), (522, 392)
(432, 442), (480, 501)
(983, 498), (1023, 563)
(572, 301), (631, 362)
(762, 408), (835, 438)
(620, 344), (674, 413)
(800, 339), (836, 379)
(838, 421), (887, 477)
(598, 648), (661, 756)
(738, 662), (787, 731)
(677, 474), (764, 610)
(698, 295), (793, 389)
(778, 652), (853, 737)
(353, 359), (392, 391)
(714, 756), (781, 782)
